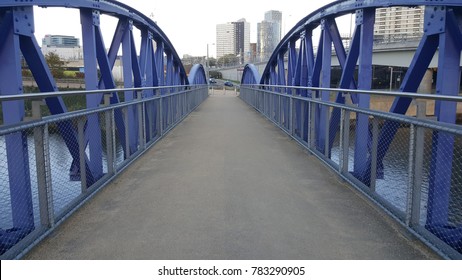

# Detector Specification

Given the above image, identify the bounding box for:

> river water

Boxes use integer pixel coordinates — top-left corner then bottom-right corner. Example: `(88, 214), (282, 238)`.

(0, 133), (124, 230)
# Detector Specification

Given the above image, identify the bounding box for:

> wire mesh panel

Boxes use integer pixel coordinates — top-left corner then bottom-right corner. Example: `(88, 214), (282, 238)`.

(239, 86), (462, 258)
(47, 120), (82, 216)
(0, 86), (208, 258)
(281, 95), (291, 132)
(374, 122), (410, 213)
(0, 129), (39, 256)
(421, 127), (462, 254)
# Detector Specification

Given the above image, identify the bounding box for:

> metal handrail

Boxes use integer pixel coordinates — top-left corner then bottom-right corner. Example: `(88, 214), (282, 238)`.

(243, 86), (462, 136)
(241, 85), (462, 103)
(0, 85), (207, 102)
(0, 86), (208, 136)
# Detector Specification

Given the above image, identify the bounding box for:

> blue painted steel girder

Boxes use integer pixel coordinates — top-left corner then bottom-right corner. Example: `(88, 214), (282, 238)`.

(81, 9), (104, 180)
(188, 64), (207, 85)
(426, 6), (462, 249)
(0, 9), (34, 235)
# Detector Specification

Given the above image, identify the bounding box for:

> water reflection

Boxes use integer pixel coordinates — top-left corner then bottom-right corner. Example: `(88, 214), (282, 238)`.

(0, 133), (124, 230)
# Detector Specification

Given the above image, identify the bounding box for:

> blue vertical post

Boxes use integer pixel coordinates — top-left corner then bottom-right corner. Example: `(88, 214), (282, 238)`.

(354, 9), (374, 178)
(294, 32), (308, 137)
(427, 7), (461, 230)
(122, 19), (138, 154)
(155, 40), (165, 87)
(140, 30), (156, 141)
(286, 40), (297, 129)
(287, 39), (298, 87)
(318, 20), (332, 153)
(304, 29), (315, 98)
(130, 30), (143, 88)
(304, 30), (315, 141)
(311, 32), (324, 146)
(276, 52), (285, 123)
(0, 9), (34, 233)
(80, 9), (103, 179)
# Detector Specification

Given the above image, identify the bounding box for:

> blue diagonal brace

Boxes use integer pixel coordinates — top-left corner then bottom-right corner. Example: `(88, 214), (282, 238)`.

(96, 20), (128, 158)
(325, 19), (360, 153)
(19, 35), (96, 185)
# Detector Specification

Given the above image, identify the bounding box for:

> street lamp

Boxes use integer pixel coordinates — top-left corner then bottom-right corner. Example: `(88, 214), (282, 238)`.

(206, 43), (215, 81)
(389, 66), (393, 91)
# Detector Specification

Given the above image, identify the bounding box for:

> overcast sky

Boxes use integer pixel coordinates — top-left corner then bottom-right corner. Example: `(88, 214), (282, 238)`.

(33, 0), (349, 58)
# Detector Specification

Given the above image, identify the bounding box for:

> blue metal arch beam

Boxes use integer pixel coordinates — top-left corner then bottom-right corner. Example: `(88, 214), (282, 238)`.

(241, 64), (261, 85)
(188, 64), (207, 85)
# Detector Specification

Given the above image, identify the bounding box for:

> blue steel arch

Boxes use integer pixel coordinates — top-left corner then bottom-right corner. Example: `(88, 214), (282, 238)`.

(0, 0), (205, 256)
(188, 64), (207, 85)
(242, 0), (462, 254)
(241, 64), (261, 85)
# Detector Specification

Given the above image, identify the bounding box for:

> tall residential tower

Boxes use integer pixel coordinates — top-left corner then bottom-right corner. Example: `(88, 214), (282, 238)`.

(216, 19), (250, 62)
(374, 6), (424, 42)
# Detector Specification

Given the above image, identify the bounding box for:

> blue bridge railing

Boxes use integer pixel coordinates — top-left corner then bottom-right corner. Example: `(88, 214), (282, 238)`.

(241, 0), (462, 259)
(0, 0), (208, 259)
(240, 85), (462, 259)
(0, 85), (208, 259)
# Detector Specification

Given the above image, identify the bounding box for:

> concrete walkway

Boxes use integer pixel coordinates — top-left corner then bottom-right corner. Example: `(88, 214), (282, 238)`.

(26, 91), (438, 259)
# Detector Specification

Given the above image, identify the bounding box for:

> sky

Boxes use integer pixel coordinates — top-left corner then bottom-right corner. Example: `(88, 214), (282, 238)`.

(33, 0), (347, 58)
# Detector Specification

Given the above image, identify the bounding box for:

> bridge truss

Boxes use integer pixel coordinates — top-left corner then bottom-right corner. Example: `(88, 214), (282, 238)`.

(0, 0), (206, 258)
(242, 0), (462, 258)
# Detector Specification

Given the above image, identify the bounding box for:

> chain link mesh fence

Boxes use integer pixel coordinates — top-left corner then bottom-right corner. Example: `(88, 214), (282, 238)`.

(0, 86), (208, 258)
(239, 86), (462, 258)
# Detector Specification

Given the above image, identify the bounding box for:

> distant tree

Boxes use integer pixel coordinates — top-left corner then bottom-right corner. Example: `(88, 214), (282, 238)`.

(208, 57), (217, 67)
(45, 52), (66, 79)
(217, 54), (239, 67)
(209, 71), (222, 79)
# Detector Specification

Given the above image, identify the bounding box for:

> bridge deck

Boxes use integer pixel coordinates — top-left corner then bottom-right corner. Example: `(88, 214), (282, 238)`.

(26, 90), (438, 259)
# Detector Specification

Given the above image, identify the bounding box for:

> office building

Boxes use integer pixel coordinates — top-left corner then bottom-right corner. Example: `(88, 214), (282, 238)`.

(41, 34), (82, 61)
(42, 34), (80, 48)
(257, 10), (282, 61)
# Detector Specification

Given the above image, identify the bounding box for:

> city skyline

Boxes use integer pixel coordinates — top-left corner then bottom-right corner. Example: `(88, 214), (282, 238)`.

(32, 0), (337, 58)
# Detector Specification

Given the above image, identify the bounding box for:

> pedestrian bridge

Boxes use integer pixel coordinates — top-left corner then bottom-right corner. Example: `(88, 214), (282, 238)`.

(22, 91), (438, 259)
(1, 0), (462, 260)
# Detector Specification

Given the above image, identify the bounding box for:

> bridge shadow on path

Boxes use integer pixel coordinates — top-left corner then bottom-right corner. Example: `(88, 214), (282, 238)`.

(25, 93), (439, 259)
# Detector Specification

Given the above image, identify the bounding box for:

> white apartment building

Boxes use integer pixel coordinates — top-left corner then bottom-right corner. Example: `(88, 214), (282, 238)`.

(216, 19), (250, 61)
(374, 6), (424, 42)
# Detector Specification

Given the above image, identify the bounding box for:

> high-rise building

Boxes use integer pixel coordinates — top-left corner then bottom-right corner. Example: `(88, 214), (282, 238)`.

(264, 10), (282, 40)
(216, 23), (235, 59)
(374, 6), (424, 42)
(257, 10), (282, 61)
(216, 19), (250, 62)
